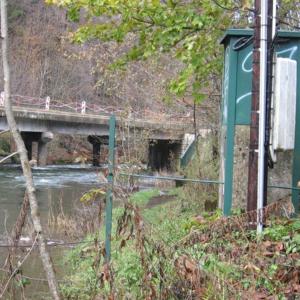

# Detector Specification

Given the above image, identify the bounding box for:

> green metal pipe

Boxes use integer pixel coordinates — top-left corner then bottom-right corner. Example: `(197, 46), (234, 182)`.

(105, 115), (116, 263)
(119, 173), (300, 193)
(267, 185), (300, 191)
(119, 173), (224, 185)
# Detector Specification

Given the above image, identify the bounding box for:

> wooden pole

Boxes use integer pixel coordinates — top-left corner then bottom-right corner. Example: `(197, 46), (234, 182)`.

(247, 0), (261, 212)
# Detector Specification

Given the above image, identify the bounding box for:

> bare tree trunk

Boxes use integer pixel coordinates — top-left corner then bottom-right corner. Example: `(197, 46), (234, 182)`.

(0, 1), (60, 299)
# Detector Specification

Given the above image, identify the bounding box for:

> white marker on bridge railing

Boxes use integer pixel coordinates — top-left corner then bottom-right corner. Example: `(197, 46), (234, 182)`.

(45, 96), (50, 110)
(81, 101), (86, 114)
(0, 92), (4, 106)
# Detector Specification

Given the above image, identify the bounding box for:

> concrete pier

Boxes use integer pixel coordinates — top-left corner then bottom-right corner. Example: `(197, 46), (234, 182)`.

(88, 135), (108, 166)
(38, 132), (53, 166)
(21, 132), (53, 166)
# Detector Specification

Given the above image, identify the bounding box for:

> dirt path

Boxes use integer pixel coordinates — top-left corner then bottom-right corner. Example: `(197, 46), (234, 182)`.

(146, 194), (177, 209)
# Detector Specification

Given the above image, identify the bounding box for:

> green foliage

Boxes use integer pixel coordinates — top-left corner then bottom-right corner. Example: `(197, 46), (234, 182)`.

(263, 224), (291, 241)
(179, 134), (219, 212)
(183, 216), (300, 298)
(112, 244), (144, 297)
(8, 2), (25, 23)
(262, 219), (300, 242)
(0, 137), (10, 156)
(60, 237), (102, 299)
(16, 277), (31, 288)
(183, 209), (222, 232)
(46, 0), (300, 105)
(46, 0), (240, 102)
(80, 188), (106, 204)
(61, 184), (300, 299)
(60, 188), (191, 299)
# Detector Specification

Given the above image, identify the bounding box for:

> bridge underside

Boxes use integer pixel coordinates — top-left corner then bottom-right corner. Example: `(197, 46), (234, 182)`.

(0, 117), (110, 136)
(0, 108), (190, 168)
(0, 108), (188, 140)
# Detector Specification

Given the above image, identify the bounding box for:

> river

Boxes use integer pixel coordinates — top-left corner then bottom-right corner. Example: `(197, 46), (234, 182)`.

(0, 164), (173, 298)
(0, 164), (102, 234)
(0, 164), (102, 299)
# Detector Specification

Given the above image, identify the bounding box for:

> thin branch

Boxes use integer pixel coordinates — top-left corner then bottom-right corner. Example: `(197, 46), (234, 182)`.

(0, 151), (18, 164)
(0, 234), (38, 299)
(0, 268), (67, 283)
(0, 130), (9, 135)
(131, 14), (205, 31)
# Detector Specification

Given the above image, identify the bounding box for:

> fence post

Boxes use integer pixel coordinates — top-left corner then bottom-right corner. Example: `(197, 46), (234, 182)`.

(105, 115), (116, 262)
(0, 91), (4, 106)
(81, 101), (86, 114)
(45, 96), (50, 110)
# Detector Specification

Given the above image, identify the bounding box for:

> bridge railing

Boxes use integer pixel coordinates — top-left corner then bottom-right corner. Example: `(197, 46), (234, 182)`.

(0, 92), (193, 125)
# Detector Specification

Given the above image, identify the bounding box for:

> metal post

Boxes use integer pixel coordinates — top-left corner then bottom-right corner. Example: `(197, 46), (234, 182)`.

(223, 42), (238, 216)
(45, 96), (50, 110)
(0, 91), (4, 106)
(257, 0), (268, 233)
(81, 101), (86, 114)
(105, 115), (116, 262)
(292, 64), (300, 213)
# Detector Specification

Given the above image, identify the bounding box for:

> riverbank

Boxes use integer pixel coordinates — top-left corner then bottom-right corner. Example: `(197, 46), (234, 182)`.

(59, 188), (300, 299)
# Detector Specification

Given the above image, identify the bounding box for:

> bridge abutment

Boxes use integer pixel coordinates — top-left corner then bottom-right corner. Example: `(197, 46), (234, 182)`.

(148, 139), (182, 171)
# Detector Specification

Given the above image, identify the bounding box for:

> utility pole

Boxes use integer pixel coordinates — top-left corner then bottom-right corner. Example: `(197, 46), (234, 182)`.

(247, 0), (274, 233)
(247, 0), (261, 213)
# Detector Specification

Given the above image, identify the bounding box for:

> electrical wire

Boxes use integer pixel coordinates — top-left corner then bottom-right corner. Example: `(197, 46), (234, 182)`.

(211, 0), (239, 11)
(233, 36), (254, 51)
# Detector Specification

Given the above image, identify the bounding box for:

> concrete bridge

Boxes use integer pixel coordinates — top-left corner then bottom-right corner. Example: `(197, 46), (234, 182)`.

(0, 95), (194, 168)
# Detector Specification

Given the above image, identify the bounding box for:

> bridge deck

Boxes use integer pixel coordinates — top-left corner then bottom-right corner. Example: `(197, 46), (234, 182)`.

(0, 107), (193, 139)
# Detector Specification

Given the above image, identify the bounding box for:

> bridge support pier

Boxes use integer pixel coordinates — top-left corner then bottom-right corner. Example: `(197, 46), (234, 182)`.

(38, 132), (53, 166)
(38, 141), (48, 166)
(21, 132), (53, 166)
(21, 132), (40, 161)
(23, 138), (33, 161)
(88, 136), (108, 166)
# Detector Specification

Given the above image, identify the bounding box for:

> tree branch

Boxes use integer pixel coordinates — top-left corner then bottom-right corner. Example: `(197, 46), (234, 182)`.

(0, 130), (9, 135)
(0, 234), (38, 298)
(0, 151), (18, 164)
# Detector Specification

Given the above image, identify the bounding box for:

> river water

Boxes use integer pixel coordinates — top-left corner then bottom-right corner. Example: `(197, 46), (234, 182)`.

(0, 164), (172, 298)
(0, 164), (102, 234)
(0, 164), (102, 299)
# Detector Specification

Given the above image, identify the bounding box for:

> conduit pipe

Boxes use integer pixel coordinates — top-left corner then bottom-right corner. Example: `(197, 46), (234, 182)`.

(257, 0), (269, 233)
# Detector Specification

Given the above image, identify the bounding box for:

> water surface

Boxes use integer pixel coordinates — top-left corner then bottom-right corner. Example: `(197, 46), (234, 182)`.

(0, 164), (102, 299)
(0, 164), (102, 235)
